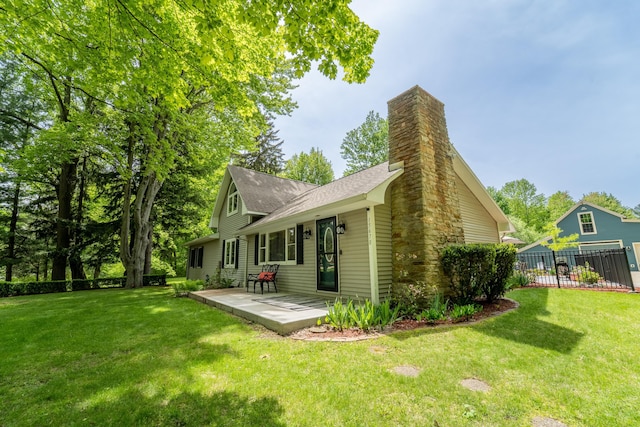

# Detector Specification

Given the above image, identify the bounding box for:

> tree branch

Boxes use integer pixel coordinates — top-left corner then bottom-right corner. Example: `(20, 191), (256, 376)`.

(0, 110), (44, 130)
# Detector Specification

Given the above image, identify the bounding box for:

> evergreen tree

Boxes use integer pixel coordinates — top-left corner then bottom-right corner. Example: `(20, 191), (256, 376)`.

(232, 119), (285, 175)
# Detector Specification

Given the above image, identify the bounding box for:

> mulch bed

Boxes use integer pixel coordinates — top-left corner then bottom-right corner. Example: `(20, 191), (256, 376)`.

(290, 298), (518, 341)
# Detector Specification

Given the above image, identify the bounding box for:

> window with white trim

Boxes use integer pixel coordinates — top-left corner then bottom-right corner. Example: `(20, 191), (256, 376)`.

(258, 234), (267, 264)
(227, 182), (239, 216)
(578, 212), (597, 235)
(259, 227), (297, 264)
(224, 239), (236, 268)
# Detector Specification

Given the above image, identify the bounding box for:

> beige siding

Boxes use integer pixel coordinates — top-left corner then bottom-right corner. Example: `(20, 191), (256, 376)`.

(375, 195), (393, 300)
(188, 182), (249, 286)
(457, 176), (500, 243)
(245, 220), (317, 295)
(336, 210), (372, 300)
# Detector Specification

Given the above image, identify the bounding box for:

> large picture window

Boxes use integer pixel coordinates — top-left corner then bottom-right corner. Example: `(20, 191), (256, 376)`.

(259, 227), (297, 264)
(578, 212), (597, 235)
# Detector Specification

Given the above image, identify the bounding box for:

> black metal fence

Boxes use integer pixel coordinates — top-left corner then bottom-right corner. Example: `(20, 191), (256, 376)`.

(515, 248), (634, 291)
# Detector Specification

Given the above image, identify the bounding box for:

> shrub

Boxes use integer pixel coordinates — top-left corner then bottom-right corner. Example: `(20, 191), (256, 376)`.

(574, 263), (602, 285)
(481, 244), (517, 303)
(441, 244), (496, 305)
(507, 272), (532, 289)
(416, 292), (449, 323)
(325, 299), (354, 331)
(150, 257), (176, 277)
(348, 299), (376, 332)
(0, 280), (69, 297)
(374, 299), (401, 329)
(171, 279), (203, 296)
(450, 303), (482, 322)
(391, 282), (434, 319)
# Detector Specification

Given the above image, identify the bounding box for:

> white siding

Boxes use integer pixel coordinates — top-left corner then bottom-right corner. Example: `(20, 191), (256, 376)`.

(457, 176), (500, 243)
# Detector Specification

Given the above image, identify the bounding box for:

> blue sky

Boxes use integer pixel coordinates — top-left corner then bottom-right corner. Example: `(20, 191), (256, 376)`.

(274, 0), (639, 209)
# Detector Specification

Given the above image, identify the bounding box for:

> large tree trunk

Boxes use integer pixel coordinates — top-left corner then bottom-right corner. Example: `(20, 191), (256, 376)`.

(52, 159), (78, 280)
(69, 156), (88, 280)
(5, 180), (21, 282)
(129, 174), (162, 287)
(143, 223), (153, 275)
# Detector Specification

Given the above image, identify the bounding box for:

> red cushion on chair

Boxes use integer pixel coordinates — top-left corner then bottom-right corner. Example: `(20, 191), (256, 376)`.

(257, 272), (274, 281)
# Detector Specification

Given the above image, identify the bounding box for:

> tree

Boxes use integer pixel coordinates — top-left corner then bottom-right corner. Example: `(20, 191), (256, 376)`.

(582, 192), (635, 218)
(2, 0), (378, 287)
(541, 225), (579, 251)
(284, 147), (335, 185)
(500, 179), (549, 232)
(231, 119), (285, 175)
(547, 191), (575, 221)
(340, 110), (388, 176)
(487, 186), (510, 215)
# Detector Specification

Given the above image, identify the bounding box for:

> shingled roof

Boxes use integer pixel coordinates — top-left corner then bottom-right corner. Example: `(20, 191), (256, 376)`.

(227, 165), (317, 214)
(241, 162), (404, 233)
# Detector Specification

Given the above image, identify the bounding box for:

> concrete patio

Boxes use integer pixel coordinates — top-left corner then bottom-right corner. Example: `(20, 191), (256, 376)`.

(189, 288), (330, 335)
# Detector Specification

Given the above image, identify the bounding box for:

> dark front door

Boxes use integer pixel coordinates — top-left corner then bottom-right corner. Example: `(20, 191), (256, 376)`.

(317, 217), (338, 292)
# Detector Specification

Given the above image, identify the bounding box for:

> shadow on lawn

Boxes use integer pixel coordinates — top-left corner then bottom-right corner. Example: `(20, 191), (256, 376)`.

(81, 389), (285, 426)
(472, 288), (584, 354)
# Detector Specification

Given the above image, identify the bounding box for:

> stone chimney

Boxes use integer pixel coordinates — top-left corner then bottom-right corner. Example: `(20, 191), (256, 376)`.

(388, 86), (465, 295)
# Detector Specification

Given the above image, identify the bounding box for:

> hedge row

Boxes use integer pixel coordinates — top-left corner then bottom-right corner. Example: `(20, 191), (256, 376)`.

(0, 274), (167, 298)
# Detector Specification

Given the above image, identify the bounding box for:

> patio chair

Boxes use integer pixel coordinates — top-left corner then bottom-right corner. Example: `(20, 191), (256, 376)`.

(247, 264), (279, 294)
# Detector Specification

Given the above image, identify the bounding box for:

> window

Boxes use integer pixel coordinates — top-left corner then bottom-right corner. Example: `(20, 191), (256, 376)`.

(258, 227), (297, 264)
(227, 182), (239, 215)
(259, 234), (266, 264)
(578, 212), (597, 235)
(224, 239), (236, 268)
(190, 247), (204, 268)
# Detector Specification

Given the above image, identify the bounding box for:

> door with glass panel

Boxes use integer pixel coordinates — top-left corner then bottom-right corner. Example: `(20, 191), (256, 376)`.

(316, 217), (338, 292)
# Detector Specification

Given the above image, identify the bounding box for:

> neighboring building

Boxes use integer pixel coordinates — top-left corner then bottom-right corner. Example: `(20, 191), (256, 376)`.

(186, 86), (513, 301)
(519, 201), (640, 286)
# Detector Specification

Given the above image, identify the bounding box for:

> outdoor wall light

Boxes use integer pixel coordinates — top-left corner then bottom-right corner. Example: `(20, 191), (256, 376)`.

(336, 223), (346, 235)
(303, 228), (312, 239)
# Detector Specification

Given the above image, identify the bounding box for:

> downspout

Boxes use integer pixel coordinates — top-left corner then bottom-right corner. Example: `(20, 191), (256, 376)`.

(367, 206), (380, 304)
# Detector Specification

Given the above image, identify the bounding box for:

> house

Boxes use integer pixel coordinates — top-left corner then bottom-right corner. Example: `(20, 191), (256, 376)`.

(186, 86), (513, 301)
(518, 201), (640, 286)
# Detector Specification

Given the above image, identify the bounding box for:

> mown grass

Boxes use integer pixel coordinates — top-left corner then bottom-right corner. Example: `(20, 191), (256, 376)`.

(1, 287), (639, 426)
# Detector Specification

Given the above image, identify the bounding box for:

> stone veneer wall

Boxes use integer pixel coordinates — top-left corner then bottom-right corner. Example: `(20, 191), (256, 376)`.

(387, 86), (465, 294)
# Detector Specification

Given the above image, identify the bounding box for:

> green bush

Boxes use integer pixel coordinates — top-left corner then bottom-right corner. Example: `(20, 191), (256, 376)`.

(450, 303), (482, 322)
(481, 244), (517, 303)
(416, 293), (449, 323)
(325, 299), (354, 331)
(441, 244), (496, 305)
(150, 257), (176, 277)
(171, 279), (203, 296)
(574, 263), (602, 285)
(0, 280), (69, 297)
(507, 272), (532, 288)
(374, 299), (401, 329)
(325, 298), (402, 332)
(391, 282), (434, 319)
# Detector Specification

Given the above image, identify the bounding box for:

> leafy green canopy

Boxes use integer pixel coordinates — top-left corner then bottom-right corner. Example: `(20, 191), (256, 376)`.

(340, 110), (388, 176)
(284, 147), (334, 185)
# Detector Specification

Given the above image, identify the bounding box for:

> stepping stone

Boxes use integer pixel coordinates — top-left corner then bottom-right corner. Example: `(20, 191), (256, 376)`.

(392, 366), (421, 377)
(369, 345), (387, 354)
(531, 416), (568, 427)
(461, 378), (491, 392)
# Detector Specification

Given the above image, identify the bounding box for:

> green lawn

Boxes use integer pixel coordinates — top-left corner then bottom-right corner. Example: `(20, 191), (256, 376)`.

(1, 287), (639, 426)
